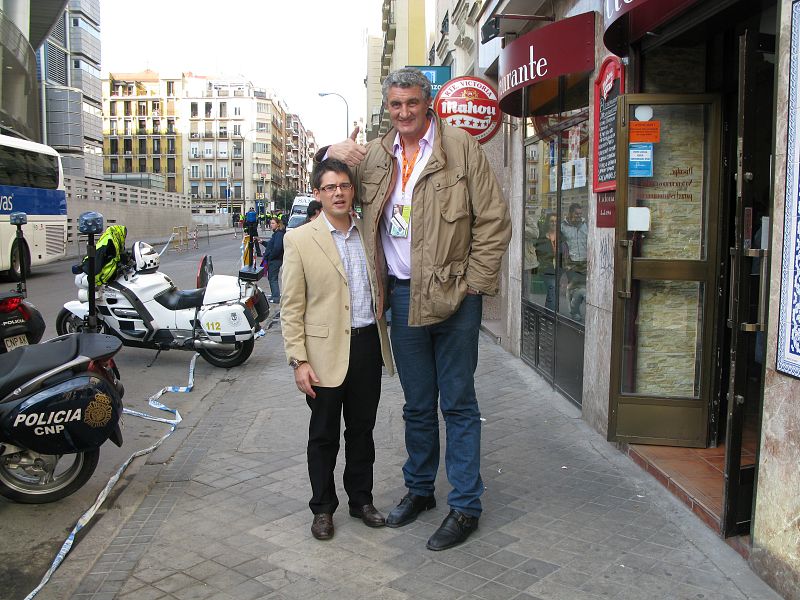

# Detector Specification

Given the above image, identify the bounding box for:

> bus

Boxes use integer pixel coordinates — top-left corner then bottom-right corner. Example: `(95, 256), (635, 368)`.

(0, 134), (68, 280)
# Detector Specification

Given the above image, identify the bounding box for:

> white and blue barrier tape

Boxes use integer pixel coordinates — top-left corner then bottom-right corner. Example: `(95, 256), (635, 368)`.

(24, 354), (196, 600)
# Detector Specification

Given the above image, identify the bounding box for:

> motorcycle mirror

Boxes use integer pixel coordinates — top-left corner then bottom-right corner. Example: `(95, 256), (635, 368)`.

(9, 212), (27, 226)
(78, 211), (104, 235)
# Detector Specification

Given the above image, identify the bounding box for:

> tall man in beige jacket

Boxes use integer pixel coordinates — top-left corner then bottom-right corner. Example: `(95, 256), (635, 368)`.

(325, 68), (511, 550)
(281, 159), (394, 541)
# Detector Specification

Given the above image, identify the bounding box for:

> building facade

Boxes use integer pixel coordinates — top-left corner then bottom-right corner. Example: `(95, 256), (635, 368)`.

(0, 0), (68, 141)
(429, 0), (800, 597)
(37, 0), (103, 179)
(366, 0), (428, 138)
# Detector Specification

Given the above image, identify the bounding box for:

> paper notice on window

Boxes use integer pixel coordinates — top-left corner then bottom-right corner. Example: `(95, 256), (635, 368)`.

(574, 158), (587, 189)
(562, 160), (574, 191)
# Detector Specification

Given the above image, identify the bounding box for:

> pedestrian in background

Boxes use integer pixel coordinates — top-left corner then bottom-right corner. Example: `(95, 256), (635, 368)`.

(244, 206), (261, 257)
(261, 216), (285, 302)
(324, 67), (511, 551)
(305, 200), (322, 223)
(280, 158), (394, 541)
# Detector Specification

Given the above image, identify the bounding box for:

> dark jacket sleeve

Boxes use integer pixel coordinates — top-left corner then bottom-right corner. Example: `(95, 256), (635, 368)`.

(267, 230), (285, 261)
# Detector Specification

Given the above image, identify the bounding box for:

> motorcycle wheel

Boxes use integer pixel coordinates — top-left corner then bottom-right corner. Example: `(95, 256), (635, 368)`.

(56, 307), (87, 335)
(9, 240), (31, 282)
(199, 338), (255, 368)
(0, 449), (100, 504)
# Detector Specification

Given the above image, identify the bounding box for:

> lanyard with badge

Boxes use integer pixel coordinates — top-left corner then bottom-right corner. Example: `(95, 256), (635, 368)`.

(389, 140), (419, 238)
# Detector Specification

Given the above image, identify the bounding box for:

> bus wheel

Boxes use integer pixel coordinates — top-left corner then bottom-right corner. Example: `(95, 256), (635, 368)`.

(9, 241), (31, 282)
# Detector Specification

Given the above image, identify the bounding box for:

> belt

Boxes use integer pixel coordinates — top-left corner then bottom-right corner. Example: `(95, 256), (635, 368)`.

(389, 276), (410, 286)
(350, 323), (377, 336)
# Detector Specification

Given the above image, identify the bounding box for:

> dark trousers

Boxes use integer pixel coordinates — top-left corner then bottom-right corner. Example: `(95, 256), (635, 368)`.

(306, 325), (382, 515)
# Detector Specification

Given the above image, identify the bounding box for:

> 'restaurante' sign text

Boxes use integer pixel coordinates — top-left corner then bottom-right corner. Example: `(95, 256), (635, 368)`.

(498, 45), (549, 97)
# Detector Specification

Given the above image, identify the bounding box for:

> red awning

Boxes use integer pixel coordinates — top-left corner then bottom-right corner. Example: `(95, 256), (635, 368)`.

(497, 12), (595, 117)
(603, 0), (700, 56)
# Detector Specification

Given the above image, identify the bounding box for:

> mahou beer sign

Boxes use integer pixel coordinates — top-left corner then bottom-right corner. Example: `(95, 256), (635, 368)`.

(433, 76), (501, 144)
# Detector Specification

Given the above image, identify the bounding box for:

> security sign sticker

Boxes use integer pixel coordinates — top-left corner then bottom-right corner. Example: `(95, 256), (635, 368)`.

(433, 76), (502, 144)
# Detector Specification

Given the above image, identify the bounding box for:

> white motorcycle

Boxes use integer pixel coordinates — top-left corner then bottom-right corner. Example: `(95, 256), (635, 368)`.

(56, 241), (270, 368)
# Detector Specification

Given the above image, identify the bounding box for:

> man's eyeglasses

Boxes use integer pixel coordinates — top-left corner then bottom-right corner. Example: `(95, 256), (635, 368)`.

(319, 183), (353, 194)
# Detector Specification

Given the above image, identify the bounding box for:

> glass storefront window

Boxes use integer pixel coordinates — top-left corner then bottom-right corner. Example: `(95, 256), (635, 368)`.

(558, 122), (589, 322)
(523, 134), (558, 309)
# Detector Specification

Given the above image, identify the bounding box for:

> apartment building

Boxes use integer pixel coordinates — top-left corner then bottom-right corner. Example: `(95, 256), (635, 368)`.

(285, 113), (310, 195)
(37, 0), (104, 178)
(103, 71), (185, 195)
(366, 0), (428, 138)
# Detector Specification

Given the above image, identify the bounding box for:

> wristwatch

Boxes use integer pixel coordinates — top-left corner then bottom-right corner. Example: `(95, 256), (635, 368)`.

(289, 358), (307, 370)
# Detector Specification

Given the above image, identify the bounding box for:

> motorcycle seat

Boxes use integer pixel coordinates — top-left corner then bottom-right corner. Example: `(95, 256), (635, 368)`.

(154, 287), (207, 311)
(0, 335), (79, 399)
(0, 334), (122, 400)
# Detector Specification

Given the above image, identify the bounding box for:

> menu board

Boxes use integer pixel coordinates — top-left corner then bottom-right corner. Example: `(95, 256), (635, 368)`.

(593, 57), (625, 193)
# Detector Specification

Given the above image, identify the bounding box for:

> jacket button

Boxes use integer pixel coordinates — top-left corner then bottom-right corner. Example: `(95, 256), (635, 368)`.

(345, 305), (349, 310)
(345, 329), (350, 335)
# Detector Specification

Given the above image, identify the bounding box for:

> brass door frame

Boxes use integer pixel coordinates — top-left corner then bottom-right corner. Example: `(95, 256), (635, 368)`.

(608, 93), (723, 447)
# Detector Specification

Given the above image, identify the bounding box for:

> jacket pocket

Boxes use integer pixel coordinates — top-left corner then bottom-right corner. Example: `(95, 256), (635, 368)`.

(428, 260), (468, 320)
(360, 173), (385, 205)
(304, 323), (329, 338)
(434, 169), (469, 222)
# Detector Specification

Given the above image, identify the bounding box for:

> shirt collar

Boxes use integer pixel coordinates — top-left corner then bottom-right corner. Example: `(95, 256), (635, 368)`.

(392, 117), (435, 155)
(321, 210), (355, 234)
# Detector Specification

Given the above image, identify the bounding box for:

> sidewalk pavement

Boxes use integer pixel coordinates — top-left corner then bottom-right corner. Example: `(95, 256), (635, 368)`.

(36, 329), (782, 600)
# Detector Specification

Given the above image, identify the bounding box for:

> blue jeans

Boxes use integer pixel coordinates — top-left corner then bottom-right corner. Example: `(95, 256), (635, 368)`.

(389, 282), (483, 517)
(267, 259), (281, 301)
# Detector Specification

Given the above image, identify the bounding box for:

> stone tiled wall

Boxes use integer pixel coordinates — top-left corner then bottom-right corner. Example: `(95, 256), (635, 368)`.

(751, 2), (800, 598)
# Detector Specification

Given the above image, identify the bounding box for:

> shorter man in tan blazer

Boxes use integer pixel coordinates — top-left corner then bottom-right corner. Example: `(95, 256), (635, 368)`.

(281, 158), (394, 541)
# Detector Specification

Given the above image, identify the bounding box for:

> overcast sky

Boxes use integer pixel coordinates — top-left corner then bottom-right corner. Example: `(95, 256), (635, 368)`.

(100, 0), (385, 147)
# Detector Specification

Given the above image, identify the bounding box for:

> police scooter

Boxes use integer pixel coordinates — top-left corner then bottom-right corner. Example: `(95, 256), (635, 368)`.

(0, 212), (46, 353)
(0, 212), (125, 503)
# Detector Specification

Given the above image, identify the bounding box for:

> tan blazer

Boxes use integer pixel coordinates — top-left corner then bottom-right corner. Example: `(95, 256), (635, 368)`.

(280, 216), (394, 388)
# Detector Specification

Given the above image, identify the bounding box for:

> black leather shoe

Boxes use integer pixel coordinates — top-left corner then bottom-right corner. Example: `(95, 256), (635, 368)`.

(349, 503), (386, 527)
(426, 509), (478, 551)
(311, 513), (334, 540)
(385, 493), (436, 528)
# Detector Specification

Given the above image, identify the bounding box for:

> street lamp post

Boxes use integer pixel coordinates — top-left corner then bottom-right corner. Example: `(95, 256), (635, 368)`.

(319, 92), (349, 139)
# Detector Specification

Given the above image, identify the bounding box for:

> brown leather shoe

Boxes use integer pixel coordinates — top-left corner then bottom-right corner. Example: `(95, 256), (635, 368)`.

(348, 503), (386, 528)
(311, 513), (334, 540)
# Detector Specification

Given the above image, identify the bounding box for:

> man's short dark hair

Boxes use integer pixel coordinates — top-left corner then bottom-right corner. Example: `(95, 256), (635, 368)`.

(312, 158), (352, 190)
(306, 200), (322, 217)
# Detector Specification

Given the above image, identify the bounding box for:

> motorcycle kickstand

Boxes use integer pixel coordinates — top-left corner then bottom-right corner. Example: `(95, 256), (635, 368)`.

(147, 348), (163, 368)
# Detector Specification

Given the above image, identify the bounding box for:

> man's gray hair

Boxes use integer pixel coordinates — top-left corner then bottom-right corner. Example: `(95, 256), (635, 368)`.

(382, 68), (432, 104)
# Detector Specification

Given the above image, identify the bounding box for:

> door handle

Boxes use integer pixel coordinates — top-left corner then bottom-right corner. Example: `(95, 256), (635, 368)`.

(618, 239), (632, 298)
(740, 248), (769, 332)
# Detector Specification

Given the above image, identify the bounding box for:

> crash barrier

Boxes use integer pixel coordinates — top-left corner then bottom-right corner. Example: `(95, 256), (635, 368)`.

(170, 226), (189, 252)
(23, 355), (194, 600)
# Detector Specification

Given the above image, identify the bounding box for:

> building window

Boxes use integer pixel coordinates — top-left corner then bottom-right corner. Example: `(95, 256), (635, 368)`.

(138, 138), (147, 154)
(167, 138), (176, 154)
(191, 165), (199, 178)
(153, 138), (161, 154)
(233, 124), (241, 136)
(219, 165), (228, 179)
(123, 138), (132, 154)
(153, 157), (161, 173)
(167, 158), (175, 174)
(110, 139), (119, 155)
(205, 164), (213, 178)
(220, 102), (227, 118)
(139, 158), (146, 172)
(167, 81), (175, 96)
(191, 102), (198, 117)
(234, 106), (241, 116)
(167, 177), (176, 193)
(109, 102), (117, 117)
(124, 101), (131, 116)
(152, 120), (160, 134)
(124, 158), (132, 173)
(167, 120), (175, 135)
(110, 158), (118, 173)
(205, 102), (212, 118)
(205, 184), (213, 198)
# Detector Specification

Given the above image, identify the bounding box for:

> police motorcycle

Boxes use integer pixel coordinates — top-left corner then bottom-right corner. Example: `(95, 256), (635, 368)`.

(0, 212), (125, 503)
(0, 213), (46, 354)
(56, 215), (270, 368)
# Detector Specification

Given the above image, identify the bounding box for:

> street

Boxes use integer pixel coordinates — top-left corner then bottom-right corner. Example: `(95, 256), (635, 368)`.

(0, 232), (271, 600)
